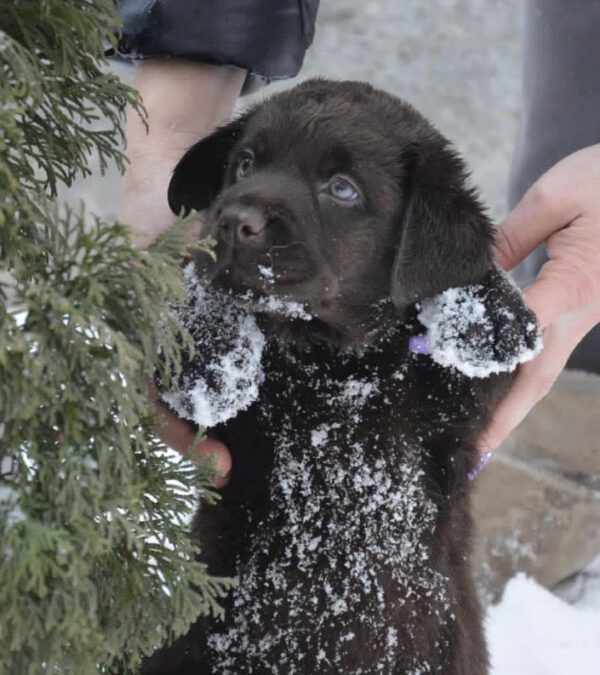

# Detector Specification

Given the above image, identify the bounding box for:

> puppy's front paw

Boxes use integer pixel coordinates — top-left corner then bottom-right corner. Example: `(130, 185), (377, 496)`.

(416, 266), (542, 378)
(158, 262), (266, 427)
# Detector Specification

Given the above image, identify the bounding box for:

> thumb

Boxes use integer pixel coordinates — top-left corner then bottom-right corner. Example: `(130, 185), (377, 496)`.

(493, 183), (561, 272)
(147, 380), (232, 486)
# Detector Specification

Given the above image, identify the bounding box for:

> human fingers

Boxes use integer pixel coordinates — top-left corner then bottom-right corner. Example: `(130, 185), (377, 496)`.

(147, 381), (232, 487)
(477, 303), (600, 454)
(521, 221), (600, 329)
(494, 144), (600, 271)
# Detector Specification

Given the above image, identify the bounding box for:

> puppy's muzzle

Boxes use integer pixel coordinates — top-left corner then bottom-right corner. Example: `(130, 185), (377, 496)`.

(218, 204), (267, 246)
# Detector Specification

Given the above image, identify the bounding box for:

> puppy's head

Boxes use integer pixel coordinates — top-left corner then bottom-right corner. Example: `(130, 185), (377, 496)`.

(169, 79), (493, 347)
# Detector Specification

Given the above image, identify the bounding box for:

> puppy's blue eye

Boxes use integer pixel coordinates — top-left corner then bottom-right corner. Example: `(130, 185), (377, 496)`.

(329, 176), (359, 201)
(237, 151), (254, 178)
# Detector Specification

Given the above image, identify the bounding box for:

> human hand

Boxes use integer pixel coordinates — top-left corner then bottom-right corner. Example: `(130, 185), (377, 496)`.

(123, 60), (246, 484)
(479, 144), (600, 453)
(147, 381), (231, 488)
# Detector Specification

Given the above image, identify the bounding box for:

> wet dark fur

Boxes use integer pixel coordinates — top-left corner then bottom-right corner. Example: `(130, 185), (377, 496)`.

(143, 80), (537, 674)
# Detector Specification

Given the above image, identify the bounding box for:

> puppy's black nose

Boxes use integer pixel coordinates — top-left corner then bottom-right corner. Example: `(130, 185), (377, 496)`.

(219, 205), (267, 243)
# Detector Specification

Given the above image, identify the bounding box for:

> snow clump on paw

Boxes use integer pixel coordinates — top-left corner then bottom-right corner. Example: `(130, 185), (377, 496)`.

(417, 282), (542, 379)
(160, 262), (266, 428)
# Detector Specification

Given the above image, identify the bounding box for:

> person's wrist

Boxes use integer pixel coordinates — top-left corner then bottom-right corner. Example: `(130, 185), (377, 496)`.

(128, 60), (246, 142)
(122, 60), (246, 247)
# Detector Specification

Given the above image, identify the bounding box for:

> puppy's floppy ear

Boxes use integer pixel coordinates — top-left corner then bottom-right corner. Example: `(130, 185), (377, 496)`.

(391, 141), (494, 311)
(168, 114), (251, 216)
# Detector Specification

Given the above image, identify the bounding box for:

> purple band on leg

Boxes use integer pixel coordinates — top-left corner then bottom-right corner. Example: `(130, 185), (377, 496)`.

(467, 451), (492, 481)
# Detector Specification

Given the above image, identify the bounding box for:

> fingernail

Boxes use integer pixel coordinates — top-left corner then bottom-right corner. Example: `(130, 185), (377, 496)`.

(467, 451), (492, 481)
(409, 334), (430, 355)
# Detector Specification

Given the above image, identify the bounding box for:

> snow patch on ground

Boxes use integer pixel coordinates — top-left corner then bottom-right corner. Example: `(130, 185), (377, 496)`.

(486, 567), (600, 675)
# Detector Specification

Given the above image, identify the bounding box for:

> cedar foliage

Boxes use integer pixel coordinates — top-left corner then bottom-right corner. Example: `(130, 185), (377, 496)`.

(0, 2), (231, 673)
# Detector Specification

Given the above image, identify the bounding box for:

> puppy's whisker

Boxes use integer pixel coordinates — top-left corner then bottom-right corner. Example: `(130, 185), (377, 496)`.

(267, 241), (302, 256)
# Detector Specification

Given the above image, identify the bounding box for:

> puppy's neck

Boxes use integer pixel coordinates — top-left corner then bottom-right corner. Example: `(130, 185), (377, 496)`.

(256, 296), (409, 353)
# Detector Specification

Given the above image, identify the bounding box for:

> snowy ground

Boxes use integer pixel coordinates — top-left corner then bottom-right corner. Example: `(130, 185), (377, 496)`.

(487, 560), (600, 674)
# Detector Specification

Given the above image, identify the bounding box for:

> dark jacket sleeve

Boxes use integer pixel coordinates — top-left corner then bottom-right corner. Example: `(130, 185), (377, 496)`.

(112, 0), (319, 90)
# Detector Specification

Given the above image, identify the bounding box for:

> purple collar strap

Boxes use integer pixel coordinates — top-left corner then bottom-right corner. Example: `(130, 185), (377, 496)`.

(409, 334), (430, 355)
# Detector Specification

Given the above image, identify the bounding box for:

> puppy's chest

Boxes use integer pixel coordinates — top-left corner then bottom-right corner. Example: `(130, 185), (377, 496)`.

(257, 341), (411, 432)
(251, 343), (437, 542)
(206, 347), (453, 673)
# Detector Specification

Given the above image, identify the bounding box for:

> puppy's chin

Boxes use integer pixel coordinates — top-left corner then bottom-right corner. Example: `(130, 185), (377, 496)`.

(255, 306), (400, 352)
(243, 289), (399, 352)
(194, 254), (397, 350)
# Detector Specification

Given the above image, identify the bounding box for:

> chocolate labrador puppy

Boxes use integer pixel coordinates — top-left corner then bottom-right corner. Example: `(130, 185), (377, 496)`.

(145, 79), (539, 674)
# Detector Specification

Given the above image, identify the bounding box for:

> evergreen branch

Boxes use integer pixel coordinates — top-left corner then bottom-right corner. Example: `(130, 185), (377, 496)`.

(0, 2), (231, 672)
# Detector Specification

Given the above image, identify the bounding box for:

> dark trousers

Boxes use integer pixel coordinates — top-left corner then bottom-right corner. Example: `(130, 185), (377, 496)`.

(509, 0), (600, 372)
